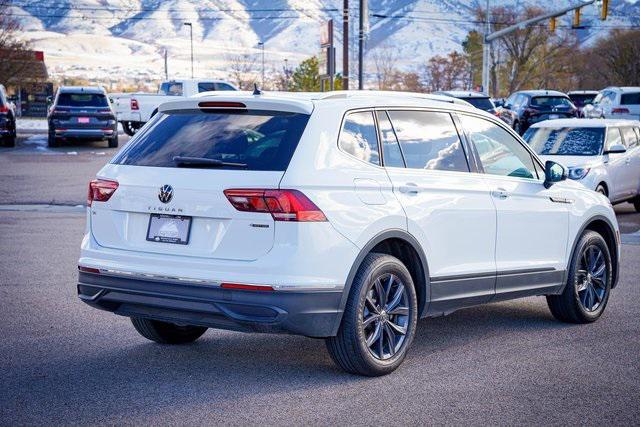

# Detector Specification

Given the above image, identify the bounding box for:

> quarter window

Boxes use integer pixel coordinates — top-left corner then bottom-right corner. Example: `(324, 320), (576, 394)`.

(460, 114), (539, 179)
(376, 111), (405, 168)
(387, 110), (469, 172)
(197, 82), (216, 92)
(339, 111), (380, 166)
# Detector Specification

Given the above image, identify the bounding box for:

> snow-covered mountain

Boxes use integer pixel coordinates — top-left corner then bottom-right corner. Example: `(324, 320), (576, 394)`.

(11, 0), (640, 85)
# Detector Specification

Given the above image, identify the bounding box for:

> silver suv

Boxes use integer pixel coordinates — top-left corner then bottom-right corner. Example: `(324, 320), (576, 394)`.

(583, 87), (640, 120)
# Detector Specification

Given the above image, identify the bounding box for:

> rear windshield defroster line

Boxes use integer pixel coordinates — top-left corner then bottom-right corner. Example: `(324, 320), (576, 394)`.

(112, 109), (310, 171)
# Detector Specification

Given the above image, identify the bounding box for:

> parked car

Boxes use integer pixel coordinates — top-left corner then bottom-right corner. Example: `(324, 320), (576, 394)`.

(78, 91), (620, 376)
(434, 90), (498, 115)
(111, 79), (238, 135)
(47, 86), (118, 148)
(524, 118), (640, 210)
(499, 90), (578, 135)
(567, 90), (598, 117)
(0, 84), (17, 147)
(582, 87), (640, 120)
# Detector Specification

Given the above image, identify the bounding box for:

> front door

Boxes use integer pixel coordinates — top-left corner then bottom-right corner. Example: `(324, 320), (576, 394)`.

(458, 113), (569, 300)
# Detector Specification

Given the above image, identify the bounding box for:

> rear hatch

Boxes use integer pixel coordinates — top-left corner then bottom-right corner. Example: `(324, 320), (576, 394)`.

(527, 96), (577, 122)
(90, 100), (311, 261)
(51, 92), (114, 129)
(616, 92), (640, 120)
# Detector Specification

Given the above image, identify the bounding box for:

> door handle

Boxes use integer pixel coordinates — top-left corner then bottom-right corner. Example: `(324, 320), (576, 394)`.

(492, 188), (509, 199)
(399, 183), (419, 194)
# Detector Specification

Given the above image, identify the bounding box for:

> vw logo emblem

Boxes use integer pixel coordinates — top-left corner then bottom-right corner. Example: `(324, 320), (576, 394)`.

(158, 185), (173, 204)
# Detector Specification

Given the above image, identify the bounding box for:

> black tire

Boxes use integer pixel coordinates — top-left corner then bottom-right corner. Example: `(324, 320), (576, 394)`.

(547, 230), (612, 324)
(595, 184), (607, 197)
(108, 133), (118, 148)
(326, 253), (418, 376)
(122, 122), (135, 136)
(130, 317), (207, 344)
(513, 120), (524, 135)
(633, 197), (640, 213)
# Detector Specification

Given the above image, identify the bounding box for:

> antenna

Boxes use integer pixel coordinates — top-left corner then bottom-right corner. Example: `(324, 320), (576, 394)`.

(253, 83), (262, 96)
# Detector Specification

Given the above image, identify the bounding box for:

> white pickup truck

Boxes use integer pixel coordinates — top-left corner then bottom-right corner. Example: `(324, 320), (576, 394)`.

(110, 79), (238, 135)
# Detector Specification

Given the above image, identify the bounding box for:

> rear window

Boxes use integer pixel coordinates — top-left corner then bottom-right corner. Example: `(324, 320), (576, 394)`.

(531, 96), (572, 108)
(462, 97), (494, 111)
(56, 93), (108, 107)
(113, 109), (310, 171)
(621, 92), (640, 105)
(524, 127), (605, 156)
(159, 82), (183, 96)
(568, 94), (596, 107)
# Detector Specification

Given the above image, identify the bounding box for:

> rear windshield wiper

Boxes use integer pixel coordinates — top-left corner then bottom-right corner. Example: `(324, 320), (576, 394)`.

(172, 156), (247, 168)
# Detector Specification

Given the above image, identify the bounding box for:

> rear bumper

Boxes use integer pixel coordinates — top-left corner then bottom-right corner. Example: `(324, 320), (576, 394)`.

(78, 271), (344, 337)
(54, 128), (115, 139)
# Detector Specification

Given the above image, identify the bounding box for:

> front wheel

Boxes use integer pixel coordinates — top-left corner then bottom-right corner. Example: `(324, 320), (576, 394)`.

(108, 133), (118, 148)
(547, 231), (612, 323)
(131, 317), (207, 344)
(326, 253), (418, 376)
(633, 196), (640, 213)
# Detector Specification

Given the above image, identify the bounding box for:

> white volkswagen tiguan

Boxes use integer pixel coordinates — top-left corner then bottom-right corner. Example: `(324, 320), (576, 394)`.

(79, 91), (620, 376)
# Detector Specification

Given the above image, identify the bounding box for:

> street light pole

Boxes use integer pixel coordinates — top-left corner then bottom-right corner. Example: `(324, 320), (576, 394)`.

(183, 22), (194, 78)
(258, 41), (265, 88)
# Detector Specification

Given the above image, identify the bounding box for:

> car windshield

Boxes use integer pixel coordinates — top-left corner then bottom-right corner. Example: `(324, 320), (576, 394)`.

(112, 109), (310, 171)
(462, 97), (495, 111)
(56, 93), (108, 108)
(530, 96), (573, 108)
(523, 127), (605, 156)
(569, 94), (596, 107)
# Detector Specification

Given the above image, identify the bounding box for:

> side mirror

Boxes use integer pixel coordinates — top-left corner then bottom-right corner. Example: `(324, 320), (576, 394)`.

(604, 144), (626, 154)
(544, 160), (567, 189)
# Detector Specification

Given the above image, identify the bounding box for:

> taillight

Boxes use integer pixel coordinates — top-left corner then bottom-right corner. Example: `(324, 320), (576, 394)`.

(220, 282), (274, 291)
(88, 179), (118, 206)
(224, 189), (327, 222)
(612, 108), (630, 114)
(0, 105), (9, 113)
(130, 98), (139, 110)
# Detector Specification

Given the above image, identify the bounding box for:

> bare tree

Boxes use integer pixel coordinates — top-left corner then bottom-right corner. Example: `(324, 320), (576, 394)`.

(0, 2), (34, 84)
(225, 52), (258, 90)
(422, 52), (470, 91)
(371, 44), (399, 90)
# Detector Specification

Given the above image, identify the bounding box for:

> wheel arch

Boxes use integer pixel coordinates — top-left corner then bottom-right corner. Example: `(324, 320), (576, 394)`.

(566, 215), (619, 290)
(332, 229), (430, 335)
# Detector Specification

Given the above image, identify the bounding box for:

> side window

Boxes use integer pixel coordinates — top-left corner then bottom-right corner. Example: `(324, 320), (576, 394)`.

(387, 110), (469, 172)
(339, 111), (380, 166)
(459, 114), (538, 180)
(621, 127), (638, 149)
(215, 83), (236, 91)
(514, 94), (527, 108)
(505, 94), (517, 107)
(606, 127), (623, 149)
(376, 111), (405, 168)
(197, 82), (216, 93)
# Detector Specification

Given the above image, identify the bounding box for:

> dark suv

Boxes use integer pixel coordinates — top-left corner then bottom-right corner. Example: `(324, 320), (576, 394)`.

(48, 86), (118, 148)
(498, 90), (578, 135)
(0, 84), (17, 147)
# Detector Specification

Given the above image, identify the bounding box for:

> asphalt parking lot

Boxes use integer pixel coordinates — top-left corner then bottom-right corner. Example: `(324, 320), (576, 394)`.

(1, 132), (639, 425)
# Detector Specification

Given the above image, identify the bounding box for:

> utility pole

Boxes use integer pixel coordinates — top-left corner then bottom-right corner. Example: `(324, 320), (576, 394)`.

(258, 41), (265, 88)
(358, 0), (367, 90)
(164, 49), (168, 80)
(343, 0), (349, 90)
(481, 0), (491, 95)
(183, 22), (194, 78)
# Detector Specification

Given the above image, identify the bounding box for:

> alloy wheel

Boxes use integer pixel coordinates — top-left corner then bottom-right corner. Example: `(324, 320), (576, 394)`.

(576, 244), (608, 312)
(362, 273), (410, 360)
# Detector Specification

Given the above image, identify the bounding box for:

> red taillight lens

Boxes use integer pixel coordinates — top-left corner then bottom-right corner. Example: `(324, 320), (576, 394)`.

(223, 189), (327, 222)
(612, 108), (630, 114)
(198, 101), (246, 109)
(88, 179), (118, 206)
(0, 105), (9, 113)
(220, 282), (274, 291)
(130, 98), (139, 110)
(78, 266), (100, 274)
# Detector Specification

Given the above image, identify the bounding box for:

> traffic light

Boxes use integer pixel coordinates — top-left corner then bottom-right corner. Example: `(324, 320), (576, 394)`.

(550, 16), (556, 32)
(601, 0), (609, 20)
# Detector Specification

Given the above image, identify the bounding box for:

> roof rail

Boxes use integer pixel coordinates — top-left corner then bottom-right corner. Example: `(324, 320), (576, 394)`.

(316, 90), (472, 106)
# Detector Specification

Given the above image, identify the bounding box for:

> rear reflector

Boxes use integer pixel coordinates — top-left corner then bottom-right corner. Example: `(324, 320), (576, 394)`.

(220, 282), (274, 291)
(198, 101), (247, 109)
(78, 266), (100, 274)
(130, 98), (139, 110)
(88, 179), (118, 206)
(612, 108), (630, 114)
(224, 189), (327, 222)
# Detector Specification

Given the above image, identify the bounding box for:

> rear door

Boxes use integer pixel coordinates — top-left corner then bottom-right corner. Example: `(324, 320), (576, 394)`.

(382, 109), (497, 311)
(605, 127), (630, 201)
(621, 127), (640, 198)
(91, 107), (310, 261)
(458, 113), (568, 299)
